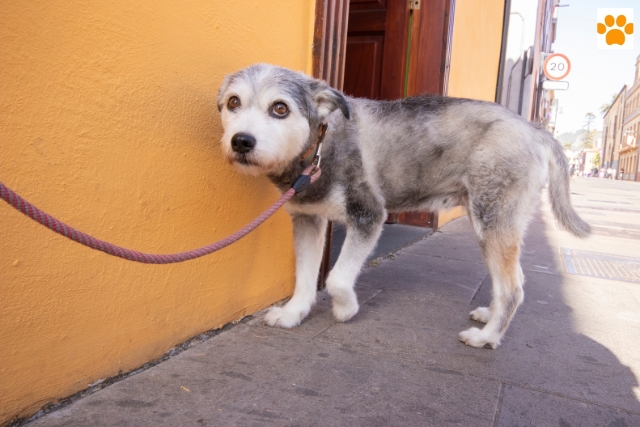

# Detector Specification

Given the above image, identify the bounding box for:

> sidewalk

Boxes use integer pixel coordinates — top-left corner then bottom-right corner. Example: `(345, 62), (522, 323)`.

(28, 177), (640, 426)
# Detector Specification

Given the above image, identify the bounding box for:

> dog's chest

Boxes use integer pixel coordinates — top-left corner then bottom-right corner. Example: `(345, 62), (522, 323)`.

(285, 187), (347, 222)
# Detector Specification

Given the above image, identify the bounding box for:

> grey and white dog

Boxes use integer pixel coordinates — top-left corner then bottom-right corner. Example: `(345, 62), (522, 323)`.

(217, 63), (590, 349)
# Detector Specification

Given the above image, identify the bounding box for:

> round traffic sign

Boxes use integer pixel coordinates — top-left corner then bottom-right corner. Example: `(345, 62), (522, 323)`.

(543, 53), (571, 81)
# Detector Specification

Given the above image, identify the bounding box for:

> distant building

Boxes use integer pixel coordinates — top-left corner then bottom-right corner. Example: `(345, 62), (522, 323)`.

(579, 148), (602, 176)
(602, 86), (627, 173)
(620, 55), (640, 181)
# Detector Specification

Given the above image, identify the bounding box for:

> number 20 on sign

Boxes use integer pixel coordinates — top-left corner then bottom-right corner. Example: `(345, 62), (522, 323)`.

(543, 53), (571, 81)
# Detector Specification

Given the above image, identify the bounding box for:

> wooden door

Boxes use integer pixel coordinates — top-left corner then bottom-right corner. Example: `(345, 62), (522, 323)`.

(344, 0), (455, 102)
(343, 0), (411, 100)
(343, 0), (455, 230)
(313, 0), (350, 290)
(314, 0), (455, 288)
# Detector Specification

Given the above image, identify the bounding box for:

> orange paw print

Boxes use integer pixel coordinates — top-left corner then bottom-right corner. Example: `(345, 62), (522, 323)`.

(598, 15), (634, 45)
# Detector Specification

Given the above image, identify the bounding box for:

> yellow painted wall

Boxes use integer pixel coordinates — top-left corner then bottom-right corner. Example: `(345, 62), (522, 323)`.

(0, 1), (315, 424)
(438, 0), (504, 227)
(448, 0), (505, 101)
(437, 205), (467, 228)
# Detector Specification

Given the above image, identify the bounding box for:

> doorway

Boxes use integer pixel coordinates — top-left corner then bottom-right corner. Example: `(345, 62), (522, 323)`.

(314, 0), (456, 286)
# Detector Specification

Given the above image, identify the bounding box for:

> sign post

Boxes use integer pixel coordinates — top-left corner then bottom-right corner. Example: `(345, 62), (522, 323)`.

(542, 80), (569, 90)
(543, 53), (571, 81)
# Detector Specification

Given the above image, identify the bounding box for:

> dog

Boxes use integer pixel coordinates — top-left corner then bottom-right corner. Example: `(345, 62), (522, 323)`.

(217, 63), (590, 349)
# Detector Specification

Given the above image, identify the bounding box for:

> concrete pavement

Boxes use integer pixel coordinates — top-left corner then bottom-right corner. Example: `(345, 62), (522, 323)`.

(26, 177), (640, 426)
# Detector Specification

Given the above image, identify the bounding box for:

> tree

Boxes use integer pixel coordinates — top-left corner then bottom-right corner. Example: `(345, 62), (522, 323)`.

(599, 93), (618, 116)
(581, 112), (597, 148)
(592, 153), (601, 169)
(582, 130), (598, 149)
(583, 112), (596, 131)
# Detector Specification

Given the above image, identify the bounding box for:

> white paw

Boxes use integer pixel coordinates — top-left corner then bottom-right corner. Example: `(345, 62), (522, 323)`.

(469, 307), (492, 324)
(458, 327), (499, 349)
(331, 290), (359, 322)
(264, 306), (304, 328)
(333, 299), (359, 322)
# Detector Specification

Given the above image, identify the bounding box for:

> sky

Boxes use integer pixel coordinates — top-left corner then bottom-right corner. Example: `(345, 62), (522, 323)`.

(552, 0), (640, 134)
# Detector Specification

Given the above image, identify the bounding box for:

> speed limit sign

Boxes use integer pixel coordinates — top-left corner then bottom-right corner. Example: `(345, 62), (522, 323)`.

(543, 53), (571, 81)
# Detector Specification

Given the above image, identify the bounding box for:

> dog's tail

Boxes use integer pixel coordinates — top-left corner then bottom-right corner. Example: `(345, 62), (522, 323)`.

(542, 132), (591, 238)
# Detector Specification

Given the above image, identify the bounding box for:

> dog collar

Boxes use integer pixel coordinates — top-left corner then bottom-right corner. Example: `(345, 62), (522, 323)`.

(300, 123), (328, 172)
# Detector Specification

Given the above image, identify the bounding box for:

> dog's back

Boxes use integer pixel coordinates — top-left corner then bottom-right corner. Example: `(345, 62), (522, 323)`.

(337, 95), (589, 240)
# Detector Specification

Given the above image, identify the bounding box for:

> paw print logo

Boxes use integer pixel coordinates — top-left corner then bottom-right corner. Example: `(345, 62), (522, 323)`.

(597, 9), (634, 49)
(598, 15), (634, 45)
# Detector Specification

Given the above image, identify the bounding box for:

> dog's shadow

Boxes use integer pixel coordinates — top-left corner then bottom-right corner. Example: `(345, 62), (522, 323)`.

(312, 207), (640, 418)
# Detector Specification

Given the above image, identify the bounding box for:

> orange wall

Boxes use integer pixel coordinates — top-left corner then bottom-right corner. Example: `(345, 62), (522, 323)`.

(0, 1), (315, 424)
(438, 0), (505, 227)
(448, 0), (505, 102)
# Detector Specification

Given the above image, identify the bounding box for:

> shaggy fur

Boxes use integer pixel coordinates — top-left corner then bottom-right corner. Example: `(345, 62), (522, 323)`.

(217, 64), (590, 349)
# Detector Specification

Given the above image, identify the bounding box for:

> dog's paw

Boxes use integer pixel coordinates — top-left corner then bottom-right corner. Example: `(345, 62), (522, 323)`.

(332, 294), (359, 322)
(469, 307), (492, 323)
(458, 327), (499, 349)
(326, 279), (359, 322)
(264, 307), (303, 328)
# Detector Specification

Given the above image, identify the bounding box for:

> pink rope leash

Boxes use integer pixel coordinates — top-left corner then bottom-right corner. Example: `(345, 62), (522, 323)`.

(0, 166), (320, 264)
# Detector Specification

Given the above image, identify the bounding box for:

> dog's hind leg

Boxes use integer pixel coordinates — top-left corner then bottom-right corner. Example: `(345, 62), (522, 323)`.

(264, 214), (327, 328)
(327, 218), (384, 322)
(459, 227), (524, 349)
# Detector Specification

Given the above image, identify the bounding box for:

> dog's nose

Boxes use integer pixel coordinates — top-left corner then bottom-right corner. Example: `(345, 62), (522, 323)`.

(231, 133), (256, 154)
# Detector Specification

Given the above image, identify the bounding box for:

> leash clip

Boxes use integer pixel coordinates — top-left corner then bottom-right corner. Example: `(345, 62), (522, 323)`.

(311, 123), (328, 173)
(292, 123), (327, 193)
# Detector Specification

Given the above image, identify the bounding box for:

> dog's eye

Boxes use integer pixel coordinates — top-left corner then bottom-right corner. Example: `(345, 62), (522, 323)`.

(227, 96), (241, 110)
(271, 102), (289, 118)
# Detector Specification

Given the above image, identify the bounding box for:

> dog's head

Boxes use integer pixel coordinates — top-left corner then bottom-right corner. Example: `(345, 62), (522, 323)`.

(217, 63), (350, 176)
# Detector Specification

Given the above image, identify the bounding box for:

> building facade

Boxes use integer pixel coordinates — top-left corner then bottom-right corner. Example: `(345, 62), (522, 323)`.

(496, 0), (560, 126)
(620, 55), (640, 181)
(602, 86), (627, 175)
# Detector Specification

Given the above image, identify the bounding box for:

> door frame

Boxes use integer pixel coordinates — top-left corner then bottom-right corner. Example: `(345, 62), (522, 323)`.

(313, 0), (350, 88)
(312, 0), (350, 289)
(312, 0), (456, 289)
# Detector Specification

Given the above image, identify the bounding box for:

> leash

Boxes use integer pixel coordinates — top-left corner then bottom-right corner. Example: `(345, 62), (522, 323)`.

(0, 126), (327, 264)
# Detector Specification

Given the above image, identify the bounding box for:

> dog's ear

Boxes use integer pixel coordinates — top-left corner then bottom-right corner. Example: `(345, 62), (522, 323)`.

(312, 82), (351, 121)
(217, 74), (234, 112)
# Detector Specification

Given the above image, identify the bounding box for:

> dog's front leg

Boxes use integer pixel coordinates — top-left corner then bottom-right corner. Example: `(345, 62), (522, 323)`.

(264, 214), (327, 328)
(326, 219), (384, 322)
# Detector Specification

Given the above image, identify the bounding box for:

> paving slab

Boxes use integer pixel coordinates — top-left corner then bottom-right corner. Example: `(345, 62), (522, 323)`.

(356, 251), (487, 304)
(404, 225), (485, 265)
(496, 384), (640, 427)
(31, 326), (501, 427)
(519, 211), (568, 275)
(315, 295), (640, 414)
(472, 271), (640, 337)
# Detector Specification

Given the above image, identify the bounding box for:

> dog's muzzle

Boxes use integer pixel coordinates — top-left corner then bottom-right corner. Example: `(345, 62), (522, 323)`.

(231, 133), (256, 154)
